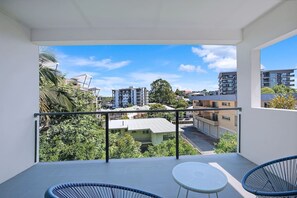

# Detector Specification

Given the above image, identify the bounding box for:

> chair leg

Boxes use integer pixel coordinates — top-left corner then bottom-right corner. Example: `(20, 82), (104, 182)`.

(186, 189), (189, 198)
(176, 185), (181, 198)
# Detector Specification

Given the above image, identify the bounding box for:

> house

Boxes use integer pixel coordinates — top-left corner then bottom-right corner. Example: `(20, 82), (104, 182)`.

(1, 1), (297, 197)
(109, 118), (181, 145)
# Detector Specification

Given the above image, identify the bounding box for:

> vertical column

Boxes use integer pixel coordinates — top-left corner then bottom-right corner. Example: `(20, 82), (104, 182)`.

(175, 111), (179, 159)
(105, 113), (109, 163)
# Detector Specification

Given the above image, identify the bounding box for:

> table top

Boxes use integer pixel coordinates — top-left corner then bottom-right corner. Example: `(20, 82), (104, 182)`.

(172, 162), (228, 193)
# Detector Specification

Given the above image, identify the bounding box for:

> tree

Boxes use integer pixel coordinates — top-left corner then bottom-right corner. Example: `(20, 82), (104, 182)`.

(269, 94), (296, 110)
(121, 114), (129, 119)
(175, 89), (184, 96)
(149, 79), (176, 105)
(215, 133), (237, 154)
(261, 87), (275, 94)
(39, 53), (74, 113)
(272, 84), (296, 94)
(174, 99), (189, 109)
(149, 103), (166, 111)
(40, 115), (105, 161)
(110, 134), (143, 159)
(143, 138), (198, 157)
(40, 115), (144, 161)
(148, 103), (174, 122)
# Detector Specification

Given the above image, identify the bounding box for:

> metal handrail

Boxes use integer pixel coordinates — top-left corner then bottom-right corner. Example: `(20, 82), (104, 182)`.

(34, 107), (241, 117)
(34, 107), (242, 163)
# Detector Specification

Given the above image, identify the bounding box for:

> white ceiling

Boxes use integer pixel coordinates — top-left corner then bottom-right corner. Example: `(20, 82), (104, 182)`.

(0, 0), (284, 45)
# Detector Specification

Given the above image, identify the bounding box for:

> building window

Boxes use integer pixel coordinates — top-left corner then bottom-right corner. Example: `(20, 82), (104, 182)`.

(142, 130), (149, 134)
(163, 134), (174, 141)
(222, 115), (231, 121)
(222, 102), (230, 106)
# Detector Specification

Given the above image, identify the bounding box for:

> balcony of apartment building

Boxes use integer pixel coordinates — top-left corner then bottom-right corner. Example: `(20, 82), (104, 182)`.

(194, 113), (219, 126)
(193, 101), (219, 116)
(1, 1), (297, 198)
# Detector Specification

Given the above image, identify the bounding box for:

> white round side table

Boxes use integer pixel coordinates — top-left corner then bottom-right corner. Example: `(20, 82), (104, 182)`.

(172, 162), (228, 198)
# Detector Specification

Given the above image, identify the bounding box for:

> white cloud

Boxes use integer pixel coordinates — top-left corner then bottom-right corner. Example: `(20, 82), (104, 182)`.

(50, 50), (130, 70)
(192, 45), (236, 72)
(261, 64), (265, 69)
(70, 57), (130, 70)
(179, 64), (207, 73)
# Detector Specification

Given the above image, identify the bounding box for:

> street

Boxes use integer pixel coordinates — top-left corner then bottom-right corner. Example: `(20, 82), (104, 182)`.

(180, 125), (217, 155)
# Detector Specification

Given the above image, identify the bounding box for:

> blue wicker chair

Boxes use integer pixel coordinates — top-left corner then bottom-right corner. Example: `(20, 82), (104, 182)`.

(242, 155), (297, 197)
(45, 183), (162, 198)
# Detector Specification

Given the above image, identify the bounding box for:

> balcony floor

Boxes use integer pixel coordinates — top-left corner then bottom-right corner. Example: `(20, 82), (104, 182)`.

(0, 153), (256, 198)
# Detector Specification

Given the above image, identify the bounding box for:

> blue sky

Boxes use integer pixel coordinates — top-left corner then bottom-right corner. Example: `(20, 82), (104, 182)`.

(41, 35), (297, 96)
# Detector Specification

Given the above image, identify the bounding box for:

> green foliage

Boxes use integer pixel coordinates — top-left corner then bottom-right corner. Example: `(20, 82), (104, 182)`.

(149, 103), (166, 110)
(272, 84), (296, 94)
(148, 103), (174, 122)
(261, 87), (275, 94)
(121, 115), (129, 119)
(40, 115), (144, 161)
(149, 79), (176, 105)
(110, 134), (143, 159)
(215, 132), (237, 154)
(40, 115), (105, 161)
(174, 99), (189, 109)
(175, 89), (184, 96)
(269, 94), (296, 110)
(39, 53), (75, 113)
(143, 138), (198, 157)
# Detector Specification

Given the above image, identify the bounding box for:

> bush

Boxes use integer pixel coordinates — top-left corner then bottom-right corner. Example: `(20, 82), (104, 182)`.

(215, 132), (237, 154)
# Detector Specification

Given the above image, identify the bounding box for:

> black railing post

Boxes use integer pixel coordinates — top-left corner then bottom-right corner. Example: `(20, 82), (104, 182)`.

(238, 113), (241, 153)
(175, 110), (179, 160)
(34, 119), (38, 163)
(105, 113), (109, 163)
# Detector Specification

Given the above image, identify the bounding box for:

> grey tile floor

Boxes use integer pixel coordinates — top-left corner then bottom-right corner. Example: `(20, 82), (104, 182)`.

(0, 153), (256, 198)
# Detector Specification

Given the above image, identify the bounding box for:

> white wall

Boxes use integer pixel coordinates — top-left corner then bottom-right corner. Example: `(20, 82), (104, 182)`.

(238, 1), (297, 165)
(0, 12), (38, 183)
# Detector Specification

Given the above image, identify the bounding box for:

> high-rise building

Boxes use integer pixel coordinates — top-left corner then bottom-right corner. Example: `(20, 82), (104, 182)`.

(261, 69), (295, 88)
(218, 71), (237, 95)
(219, 69), (295, 95)
(112, 86), (149, 108)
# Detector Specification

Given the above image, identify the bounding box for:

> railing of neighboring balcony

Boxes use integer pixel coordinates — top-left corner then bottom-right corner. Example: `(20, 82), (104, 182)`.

(34, 107), (242, 163)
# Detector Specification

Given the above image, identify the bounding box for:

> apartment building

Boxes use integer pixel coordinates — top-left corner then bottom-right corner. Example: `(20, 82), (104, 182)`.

(218, 72), (237, 95)
(191, 95), (237, 139)
(219, 69), (295, 95)
(112, 86), (149, 108)
(261, 69), (295, 88)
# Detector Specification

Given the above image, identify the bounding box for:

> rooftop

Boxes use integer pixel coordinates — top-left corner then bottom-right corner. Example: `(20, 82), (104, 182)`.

(109, 118), (183, 133)
(190, 95), (237, 102)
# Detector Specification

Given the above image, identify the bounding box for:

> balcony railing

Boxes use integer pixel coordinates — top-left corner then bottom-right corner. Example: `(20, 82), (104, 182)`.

(34, 107), (241, 163)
